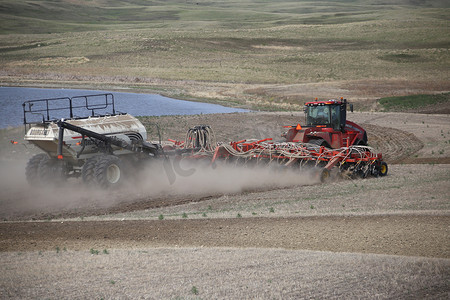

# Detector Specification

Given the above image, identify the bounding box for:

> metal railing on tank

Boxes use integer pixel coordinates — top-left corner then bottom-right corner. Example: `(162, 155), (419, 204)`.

(22, 93), (116, 130)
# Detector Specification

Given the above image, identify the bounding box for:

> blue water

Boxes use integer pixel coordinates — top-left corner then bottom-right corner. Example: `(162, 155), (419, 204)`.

(0, 87), (249, 128)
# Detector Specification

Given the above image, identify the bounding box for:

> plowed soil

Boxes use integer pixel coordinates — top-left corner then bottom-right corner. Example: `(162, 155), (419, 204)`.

(1, 215), (449, 258)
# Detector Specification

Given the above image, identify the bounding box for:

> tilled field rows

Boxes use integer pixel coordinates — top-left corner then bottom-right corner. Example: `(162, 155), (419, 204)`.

(2, 247), (449, 299)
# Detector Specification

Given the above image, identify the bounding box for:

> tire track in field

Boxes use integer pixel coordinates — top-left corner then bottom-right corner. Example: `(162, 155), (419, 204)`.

(363, 123), (424, 163)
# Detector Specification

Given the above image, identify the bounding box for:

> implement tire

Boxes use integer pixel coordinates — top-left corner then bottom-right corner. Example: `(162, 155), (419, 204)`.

(94, 155), (123, 189)
(320, 168), (331, 183)
(25, 153), (49, 186)
(379, 161), (388, 177)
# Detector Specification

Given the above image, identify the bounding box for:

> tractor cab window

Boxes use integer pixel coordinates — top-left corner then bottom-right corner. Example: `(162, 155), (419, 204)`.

(306, 104), (341, 130)
(306, 105), (330, 126)
(330, 104), (341, 130)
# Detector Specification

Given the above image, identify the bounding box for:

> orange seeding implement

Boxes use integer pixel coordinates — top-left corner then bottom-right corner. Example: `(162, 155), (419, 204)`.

(166, 125), (388, 183)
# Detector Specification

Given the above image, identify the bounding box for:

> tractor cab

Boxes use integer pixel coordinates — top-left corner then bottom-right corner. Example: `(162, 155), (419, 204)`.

(284, 98), (367, 148)
(305, 99), (351, 132)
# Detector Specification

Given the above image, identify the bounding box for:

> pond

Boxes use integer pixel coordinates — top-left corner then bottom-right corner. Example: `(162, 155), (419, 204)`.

(0, 87), (249, 128)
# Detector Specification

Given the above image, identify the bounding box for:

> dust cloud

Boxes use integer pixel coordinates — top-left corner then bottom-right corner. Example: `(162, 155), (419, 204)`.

(0, 158), (318, 221)
(0, 159), (116, 220)
(130, 158), (318, 199)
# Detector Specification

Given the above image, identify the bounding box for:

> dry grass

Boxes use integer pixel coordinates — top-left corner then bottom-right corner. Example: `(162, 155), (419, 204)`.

(1, 1), (449, 109)
(2, 23), (448, 85)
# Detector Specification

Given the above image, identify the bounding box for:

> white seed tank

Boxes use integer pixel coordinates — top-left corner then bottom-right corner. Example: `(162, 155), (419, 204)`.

(25, 114), (147, 163)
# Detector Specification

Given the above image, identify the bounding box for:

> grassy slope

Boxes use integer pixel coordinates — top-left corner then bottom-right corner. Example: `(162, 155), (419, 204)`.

(0, 0), (449, 108)
(379, 92), (450, 111)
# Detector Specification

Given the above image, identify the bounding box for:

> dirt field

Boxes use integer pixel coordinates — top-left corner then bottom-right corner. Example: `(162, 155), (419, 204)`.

(0, 110), (449, 299)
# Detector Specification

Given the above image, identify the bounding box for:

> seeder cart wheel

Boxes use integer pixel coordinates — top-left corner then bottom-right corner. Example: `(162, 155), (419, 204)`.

(26, 153), (49, 186)
(94, 155), (123, 188)
(38, 157), (67, 185)
(81, 155), (101, 185)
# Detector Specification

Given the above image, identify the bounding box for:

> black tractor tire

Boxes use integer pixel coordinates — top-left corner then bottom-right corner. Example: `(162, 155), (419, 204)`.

(94, 155), (124, 189)
(378, 161), (388, 177)
(38, 157), (66, 185)
(25, 153), (49, 186)
(308, 138), (330, 148)
(81, 156), (101, 185)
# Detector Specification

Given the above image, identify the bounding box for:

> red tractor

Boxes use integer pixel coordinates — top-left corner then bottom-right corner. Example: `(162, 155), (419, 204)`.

(284, 98), (368, 148)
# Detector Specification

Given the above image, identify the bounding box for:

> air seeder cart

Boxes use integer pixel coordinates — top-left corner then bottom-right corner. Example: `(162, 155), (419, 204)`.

(22, 94), (163, 188)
